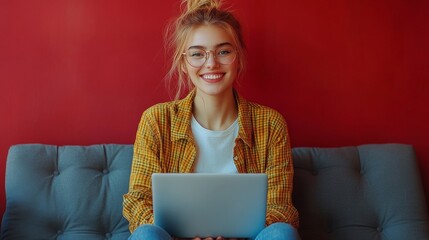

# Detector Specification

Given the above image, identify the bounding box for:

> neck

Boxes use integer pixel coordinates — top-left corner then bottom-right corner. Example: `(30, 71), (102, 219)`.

(193, 89), (238, 131)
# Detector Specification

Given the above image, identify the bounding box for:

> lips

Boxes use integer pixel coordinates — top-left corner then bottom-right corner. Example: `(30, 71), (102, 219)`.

(200, 73), (225, 82)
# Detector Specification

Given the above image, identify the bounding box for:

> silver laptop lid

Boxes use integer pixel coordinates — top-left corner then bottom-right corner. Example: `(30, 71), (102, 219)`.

(152, 173), (268, 238)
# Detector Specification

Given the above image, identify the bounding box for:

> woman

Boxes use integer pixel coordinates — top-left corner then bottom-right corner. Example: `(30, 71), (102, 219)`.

(123, 0), (300, 239)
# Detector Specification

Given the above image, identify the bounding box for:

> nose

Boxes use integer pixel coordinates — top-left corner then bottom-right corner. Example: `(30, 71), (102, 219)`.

(204, 51), (219, 68)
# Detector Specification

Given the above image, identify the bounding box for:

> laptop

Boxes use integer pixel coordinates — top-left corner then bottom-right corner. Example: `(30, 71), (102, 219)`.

(152, 173), (268, 239)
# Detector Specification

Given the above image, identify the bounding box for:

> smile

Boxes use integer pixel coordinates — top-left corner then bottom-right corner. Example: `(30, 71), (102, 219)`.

(200, 73), (224, 81)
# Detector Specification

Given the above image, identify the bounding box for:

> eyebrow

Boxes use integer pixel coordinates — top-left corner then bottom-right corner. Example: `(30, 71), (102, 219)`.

(187, 42), (233, 50)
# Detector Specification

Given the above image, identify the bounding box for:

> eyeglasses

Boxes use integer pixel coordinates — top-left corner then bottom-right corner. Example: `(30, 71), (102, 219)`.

(182, 46), (237, 68)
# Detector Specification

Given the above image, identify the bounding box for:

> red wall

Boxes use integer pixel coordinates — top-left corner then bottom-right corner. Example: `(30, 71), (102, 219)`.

(1, 0), (428, 215)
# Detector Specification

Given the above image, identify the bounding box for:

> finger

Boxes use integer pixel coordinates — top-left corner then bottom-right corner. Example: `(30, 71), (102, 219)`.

(215, 237), (224, 240)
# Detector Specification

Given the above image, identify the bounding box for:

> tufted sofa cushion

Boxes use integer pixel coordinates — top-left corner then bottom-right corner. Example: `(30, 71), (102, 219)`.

(293, 144), (429, 240)
(1, 143), (429, 240)
(1, 144), (133, 240)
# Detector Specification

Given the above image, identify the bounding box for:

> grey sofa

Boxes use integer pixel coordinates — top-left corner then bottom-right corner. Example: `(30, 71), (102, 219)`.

(1, 143), (429, 240)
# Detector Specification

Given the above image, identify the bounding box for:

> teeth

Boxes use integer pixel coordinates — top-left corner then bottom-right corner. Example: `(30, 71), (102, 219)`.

(202, 74), (223, 80)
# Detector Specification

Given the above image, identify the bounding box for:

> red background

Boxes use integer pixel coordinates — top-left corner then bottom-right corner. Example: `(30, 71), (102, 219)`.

(1, 0), (428, 216)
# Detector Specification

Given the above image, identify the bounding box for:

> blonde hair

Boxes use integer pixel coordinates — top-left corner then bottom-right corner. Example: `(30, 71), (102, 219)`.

(165, 0), (246, 100)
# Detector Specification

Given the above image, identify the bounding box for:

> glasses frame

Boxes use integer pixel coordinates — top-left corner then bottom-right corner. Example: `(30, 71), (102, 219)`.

(182, 47), (237, 68)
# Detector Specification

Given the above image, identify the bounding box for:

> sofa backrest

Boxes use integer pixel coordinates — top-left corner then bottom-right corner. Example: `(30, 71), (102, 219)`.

(1, 143), (429, 240)
(1, 144), (133, 240)
(292, 144), (429, 239)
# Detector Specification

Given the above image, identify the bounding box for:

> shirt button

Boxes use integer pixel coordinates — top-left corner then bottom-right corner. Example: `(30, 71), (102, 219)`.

(234, 156), (238, 161)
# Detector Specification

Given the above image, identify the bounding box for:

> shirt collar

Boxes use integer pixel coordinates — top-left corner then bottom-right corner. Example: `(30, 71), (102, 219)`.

(171, 88), (253, 147)
(170, 89), (195, 141)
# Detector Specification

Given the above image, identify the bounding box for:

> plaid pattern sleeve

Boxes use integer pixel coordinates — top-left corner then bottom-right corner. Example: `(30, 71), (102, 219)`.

(263, 111), (299, 228)
(123, 107), (162, 232)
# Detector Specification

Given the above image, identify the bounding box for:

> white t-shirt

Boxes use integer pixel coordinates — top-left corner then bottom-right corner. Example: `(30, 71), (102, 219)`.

(191, 116), (239, 173)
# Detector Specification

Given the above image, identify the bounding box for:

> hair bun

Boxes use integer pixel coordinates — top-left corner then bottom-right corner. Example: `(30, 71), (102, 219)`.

(182, 0), (221, 14)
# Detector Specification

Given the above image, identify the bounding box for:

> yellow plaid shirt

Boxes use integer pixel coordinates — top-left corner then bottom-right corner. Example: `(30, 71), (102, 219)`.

(123, 89), (299, 232)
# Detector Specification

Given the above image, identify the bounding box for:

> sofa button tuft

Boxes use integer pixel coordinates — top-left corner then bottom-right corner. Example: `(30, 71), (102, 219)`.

(103, 169), (109, 174)
(105, 232), (112, 239)
(377, 226), (383, 232)
(53, 171), (60, 176)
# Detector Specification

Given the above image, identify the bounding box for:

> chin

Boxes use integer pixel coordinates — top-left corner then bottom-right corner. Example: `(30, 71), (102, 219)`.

(199, 86), (233, 97)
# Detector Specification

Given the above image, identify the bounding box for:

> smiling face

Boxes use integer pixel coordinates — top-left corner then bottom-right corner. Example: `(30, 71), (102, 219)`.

(182, 24), (239, 99)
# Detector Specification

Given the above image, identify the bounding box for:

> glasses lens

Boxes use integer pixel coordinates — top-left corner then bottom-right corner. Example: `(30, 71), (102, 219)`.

(185, 49), (206, 67)
(184, 47), (237, 67)
(215, 46), (236, 65)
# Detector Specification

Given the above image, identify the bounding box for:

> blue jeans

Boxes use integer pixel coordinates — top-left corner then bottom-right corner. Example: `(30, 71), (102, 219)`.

(129, 223), (301, 240)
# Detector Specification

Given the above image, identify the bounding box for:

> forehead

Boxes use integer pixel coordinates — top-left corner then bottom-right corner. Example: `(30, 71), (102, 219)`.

(185, 24), (235, 49)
